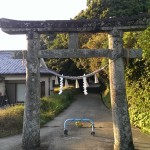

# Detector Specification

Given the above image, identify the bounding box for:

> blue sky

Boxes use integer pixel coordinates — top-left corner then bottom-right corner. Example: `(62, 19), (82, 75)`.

(0, 0), (87, 50)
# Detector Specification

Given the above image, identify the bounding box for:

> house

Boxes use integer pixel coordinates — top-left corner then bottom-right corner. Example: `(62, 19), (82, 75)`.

(0, 51), (55, 106)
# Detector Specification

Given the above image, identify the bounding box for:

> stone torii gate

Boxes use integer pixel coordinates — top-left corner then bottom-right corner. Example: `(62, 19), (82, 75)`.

(0, 13), (149, 150)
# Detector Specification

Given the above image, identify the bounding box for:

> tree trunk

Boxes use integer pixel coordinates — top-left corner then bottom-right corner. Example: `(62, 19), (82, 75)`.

(108, 28), (134, 150)
(22, 31), (41, 149)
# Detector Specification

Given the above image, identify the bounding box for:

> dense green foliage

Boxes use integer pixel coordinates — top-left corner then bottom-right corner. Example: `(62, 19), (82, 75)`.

(125, 27), (150, 133)
(0, 89), (77, 137)
(41, 33), (85, 76)
(76, 0), (149, 19)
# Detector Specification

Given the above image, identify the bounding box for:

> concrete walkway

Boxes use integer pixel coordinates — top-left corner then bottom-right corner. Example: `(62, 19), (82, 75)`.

(0, 94), (150, 150)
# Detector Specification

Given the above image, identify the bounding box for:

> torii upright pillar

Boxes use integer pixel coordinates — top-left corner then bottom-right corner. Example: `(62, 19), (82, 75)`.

(108, 28), (134, 150)
(22, 31), (41, 149)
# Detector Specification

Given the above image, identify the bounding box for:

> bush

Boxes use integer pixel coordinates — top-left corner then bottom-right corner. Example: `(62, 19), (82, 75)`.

(40, 89), (76, 125)
(127, 80), (150, 134)
(125, 27), (150, 134)
(0, 105), (24, 137)
(0, 89), (78, 137)
(102, 82), (150, 134)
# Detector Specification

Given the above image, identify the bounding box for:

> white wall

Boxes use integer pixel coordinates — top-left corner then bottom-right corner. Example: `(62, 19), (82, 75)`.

(5, 75), (53, 98)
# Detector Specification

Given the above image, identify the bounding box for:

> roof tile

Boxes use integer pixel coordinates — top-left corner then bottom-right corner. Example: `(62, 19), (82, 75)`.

(0, 51), (51, 75)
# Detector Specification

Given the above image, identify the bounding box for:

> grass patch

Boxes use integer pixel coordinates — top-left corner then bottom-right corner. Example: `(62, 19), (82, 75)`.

(102, 87), (111, 109)
(0, 89), (78, 138)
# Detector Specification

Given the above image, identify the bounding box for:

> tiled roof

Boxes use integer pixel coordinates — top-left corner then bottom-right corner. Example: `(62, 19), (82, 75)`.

(0, 51), (51, 75)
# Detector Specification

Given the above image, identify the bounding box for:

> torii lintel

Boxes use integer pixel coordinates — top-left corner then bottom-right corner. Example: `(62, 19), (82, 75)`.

(0, 13), (149, 34)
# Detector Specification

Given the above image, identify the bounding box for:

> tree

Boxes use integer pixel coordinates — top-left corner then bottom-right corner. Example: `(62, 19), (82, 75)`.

(76, 0), (149, 19)
(82, 33), (108, 72)
(41, 0), (149, 78)
(125, 27), (150, 133)
(41, 33), (85, 76)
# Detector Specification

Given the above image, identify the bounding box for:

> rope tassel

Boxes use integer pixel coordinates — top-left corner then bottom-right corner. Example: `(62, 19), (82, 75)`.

(44, 64), (108, 95)
(94, 74), (99, 83)
(65, 79), (69, 88)
(55, 76), (59, 85)
(75, 80), (79, 88)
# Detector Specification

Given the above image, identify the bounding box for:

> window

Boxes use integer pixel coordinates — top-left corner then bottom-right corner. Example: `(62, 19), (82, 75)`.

(17, 84), (26, 102)
(41, 81), (45, 97)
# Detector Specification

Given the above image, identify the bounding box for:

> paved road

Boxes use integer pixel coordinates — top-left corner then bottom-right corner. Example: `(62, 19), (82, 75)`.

(0, 94), (150, 150)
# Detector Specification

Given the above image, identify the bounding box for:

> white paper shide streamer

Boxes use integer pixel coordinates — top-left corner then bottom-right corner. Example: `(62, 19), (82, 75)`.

(83, 74), (88, 95)
(59, 75), (63, 95)
(86, 79), (89, 87)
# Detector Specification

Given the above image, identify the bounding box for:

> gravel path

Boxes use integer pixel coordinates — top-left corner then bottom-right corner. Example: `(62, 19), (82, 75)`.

(0, 94), (150, 150)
